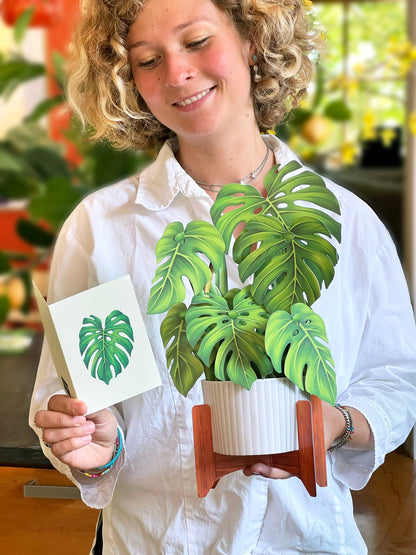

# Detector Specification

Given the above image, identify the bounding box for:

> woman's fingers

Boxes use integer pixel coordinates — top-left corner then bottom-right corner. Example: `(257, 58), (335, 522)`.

(50, 434), (93, 458)
(243, 463), (292, 479)
(36, 409), (86, 430)
(47, 394), (87, 416)
(42, 420), (95, 445)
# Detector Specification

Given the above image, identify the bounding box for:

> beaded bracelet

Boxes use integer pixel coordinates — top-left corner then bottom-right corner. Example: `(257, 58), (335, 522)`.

(329, 404), (354, 452)
(79, 427), (123, 478)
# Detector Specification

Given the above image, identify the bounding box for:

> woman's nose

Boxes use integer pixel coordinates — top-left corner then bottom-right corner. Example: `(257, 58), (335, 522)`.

(164, 54), (194, 87)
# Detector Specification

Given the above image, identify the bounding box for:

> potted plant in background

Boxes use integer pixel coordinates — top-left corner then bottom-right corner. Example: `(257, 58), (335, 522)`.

(0, 9), (153, 342)
(147, 159), (341, 458)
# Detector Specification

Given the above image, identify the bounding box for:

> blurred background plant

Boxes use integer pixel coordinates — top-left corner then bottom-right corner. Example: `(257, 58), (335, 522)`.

(278, 0), (415, 169)
(0, 9), (152, 330)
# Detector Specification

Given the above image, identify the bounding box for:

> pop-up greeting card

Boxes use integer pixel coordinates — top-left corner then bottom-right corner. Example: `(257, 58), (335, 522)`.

(34, 275), (161, 414)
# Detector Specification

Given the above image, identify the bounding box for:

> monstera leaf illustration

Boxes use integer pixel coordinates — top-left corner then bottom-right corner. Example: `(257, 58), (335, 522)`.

(234, 215), (338, 312)
(211, 161), (341, 251)
(185, 287), (273, 390)
(211, 162), (341, 312)
(160, 302), (205, 396)
(147, 220), (226, 315)
(79, 310), (134, 385)
(265, 303), (336, 404)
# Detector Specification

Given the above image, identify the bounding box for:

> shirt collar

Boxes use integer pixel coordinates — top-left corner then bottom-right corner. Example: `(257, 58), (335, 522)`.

(135, 134), (297, 210)
(135, 140), (205, 210)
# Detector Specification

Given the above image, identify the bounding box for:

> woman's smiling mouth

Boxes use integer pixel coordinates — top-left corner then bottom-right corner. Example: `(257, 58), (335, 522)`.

(174, 87), (215, 108)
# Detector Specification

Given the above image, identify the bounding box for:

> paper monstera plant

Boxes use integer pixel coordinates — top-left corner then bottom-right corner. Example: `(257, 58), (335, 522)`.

(147, 161), (341, 405)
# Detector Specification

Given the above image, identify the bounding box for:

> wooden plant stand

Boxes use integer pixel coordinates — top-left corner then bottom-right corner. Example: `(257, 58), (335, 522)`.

(192, 395), (327, 497)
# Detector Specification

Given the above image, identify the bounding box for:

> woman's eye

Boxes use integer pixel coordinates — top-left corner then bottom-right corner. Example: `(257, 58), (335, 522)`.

(138, 57), (159, 69)
(186, 37), (209, 50)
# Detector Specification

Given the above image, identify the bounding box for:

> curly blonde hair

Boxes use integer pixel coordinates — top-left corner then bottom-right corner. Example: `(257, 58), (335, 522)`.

(67, 0), (320, 150)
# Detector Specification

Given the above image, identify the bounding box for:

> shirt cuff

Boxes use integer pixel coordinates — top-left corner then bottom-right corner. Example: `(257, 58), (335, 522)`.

(329, 396), (390, 490)
(70, 426), (126, 509)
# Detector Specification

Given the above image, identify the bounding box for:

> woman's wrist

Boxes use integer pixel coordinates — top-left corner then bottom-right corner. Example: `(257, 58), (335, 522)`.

(79, 427), (123, 478)
(328, 405), (354, 452)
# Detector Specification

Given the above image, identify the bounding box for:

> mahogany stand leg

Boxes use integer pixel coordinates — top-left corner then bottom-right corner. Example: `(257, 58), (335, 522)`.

(296, 400), (316, 497)
(311, 395), (327, 487)
(192, 405), (217, 497)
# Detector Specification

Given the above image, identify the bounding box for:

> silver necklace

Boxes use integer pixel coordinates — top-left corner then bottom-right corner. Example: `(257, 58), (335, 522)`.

(194, 146), (271, 192)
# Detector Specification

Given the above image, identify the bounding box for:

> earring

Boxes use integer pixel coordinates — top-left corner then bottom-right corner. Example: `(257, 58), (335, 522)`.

(252, 55), (261, 83)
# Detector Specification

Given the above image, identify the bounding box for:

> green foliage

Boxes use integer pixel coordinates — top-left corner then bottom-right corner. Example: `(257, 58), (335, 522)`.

(0, 57), (45, 99)
(160, 302), (205, 396)
(0, 26), (154, 326)
(0, 296), (10, 327)
(74, 139), (154, 189)
(265, 304), (336, 405)
(28, 177), (89, 230)
(25, 95), (65, 123)
(147, 221), (226, 314)
(0, 252), (12, 274)
(185, 287), (274, 390)
(79, 310), (134, 385)
(13, 7), (35, 44)
(149, 160), (340, 400)
(16, 219), (55, 248)
(212, 162), (340, 311)
(211, 161), (341, 250)
(234, 215), (338, 312)
(323, 100), (352, 122)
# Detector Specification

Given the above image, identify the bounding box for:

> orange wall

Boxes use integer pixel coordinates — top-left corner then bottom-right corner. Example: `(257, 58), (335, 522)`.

(46, 0), (81, 164)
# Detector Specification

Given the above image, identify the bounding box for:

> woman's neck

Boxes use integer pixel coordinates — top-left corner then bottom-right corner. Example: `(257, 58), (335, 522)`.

(176, 127), (274, 195)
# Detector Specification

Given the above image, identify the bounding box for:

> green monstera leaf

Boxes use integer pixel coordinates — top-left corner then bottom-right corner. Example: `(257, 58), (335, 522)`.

(234, 215), (338, 312)
(147, 220), (226, 315)
(79, 310), (134, 385)
(211, 161), (341, 251)
(185, 287), (273, 390)
(210, 161), (341, 312)
(265, 303), (336, 404)
(160, 302), (205, 396)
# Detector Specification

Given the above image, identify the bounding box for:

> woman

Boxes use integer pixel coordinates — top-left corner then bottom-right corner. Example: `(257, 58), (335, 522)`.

(31, 0), (416, 553)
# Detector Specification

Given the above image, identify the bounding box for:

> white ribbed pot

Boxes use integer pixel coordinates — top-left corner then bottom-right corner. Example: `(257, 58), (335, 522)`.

(201, 378), (309, 456)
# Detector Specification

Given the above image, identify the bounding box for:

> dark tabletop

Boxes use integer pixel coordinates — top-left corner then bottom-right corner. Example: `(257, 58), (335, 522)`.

(0, 332), (52, 468)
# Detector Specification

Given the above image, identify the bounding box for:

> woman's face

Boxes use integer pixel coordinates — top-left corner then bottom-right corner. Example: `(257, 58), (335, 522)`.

(127, 0), (254, 145)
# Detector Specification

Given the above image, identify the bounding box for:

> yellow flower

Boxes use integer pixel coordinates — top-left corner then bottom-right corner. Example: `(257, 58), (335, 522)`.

(387, 36), (410, 57)
(380, 128), (396, 148)
(341, 143), (358, 166)
(362, 111), (377, 140)
(398, 58), (412, 77)
(303, 0), (313, 11)
(362, 126), (377, 141)
(267, 129), (276, 136)
(363, 111), (376, 127)
(408, 112), (416, 136)
(409, 46), (416, 62)
(386, 36), (399, 54)
(353, 63), (365, 76)
(288, 135), (302, 151)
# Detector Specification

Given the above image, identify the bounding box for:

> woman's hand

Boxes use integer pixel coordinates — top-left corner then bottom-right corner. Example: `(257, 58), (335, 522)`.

(34, 394), (118, 471)
(243, 400), (374, 480)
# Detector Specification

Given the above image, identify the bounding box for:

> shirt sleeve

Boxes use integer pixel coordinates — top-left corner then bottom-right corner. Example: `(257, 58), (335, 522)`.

(330, 234), (416, 490)
(28, 207), (127, 509)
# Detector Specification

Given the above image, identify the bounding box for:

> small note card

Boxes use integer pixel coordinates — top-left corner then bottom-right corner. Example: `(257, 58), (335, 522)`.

(34, 275), (161, 414)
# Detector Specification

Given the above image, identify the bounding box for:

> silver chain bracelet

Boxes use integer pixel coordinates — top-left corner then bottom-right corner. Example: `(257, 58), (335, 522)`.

(329, 404), (355, 452)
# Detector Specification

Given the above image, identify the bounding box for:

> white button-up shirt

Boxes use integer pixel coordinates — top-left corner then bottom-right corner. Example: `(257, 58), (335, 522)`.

(30, 135), (416, 554)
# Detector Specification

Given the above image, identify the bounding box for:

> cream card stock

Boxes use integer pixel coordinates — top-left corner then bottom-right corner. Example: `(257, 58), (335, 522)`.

(33, 275), (161, 414)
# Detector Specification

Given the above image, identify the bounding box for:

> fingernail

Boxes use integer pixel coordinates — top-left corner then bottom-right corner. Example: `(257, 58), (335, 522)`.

(84, 421), (95, 433)
(73, 416), (86, 426)
(81, 435), (92, 444)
